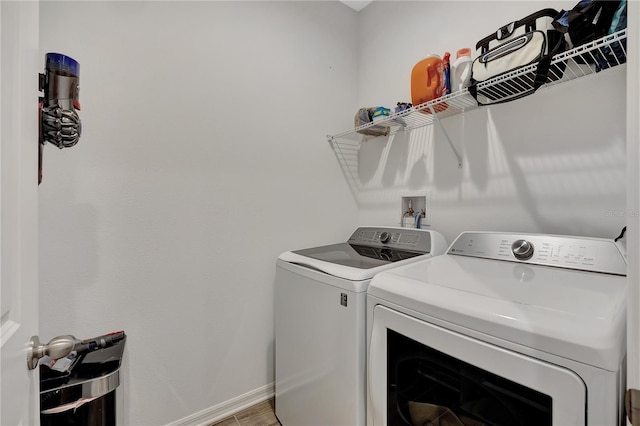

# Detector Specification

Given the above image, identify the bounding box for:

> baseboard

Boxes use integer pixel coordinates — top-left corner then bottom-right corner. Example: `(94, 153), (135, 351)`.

(166, 382), (274, 426)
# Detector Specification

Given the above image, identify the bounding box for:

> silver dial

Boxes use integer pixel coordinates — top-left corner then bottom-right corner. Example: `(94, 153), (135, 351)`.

(511, 239), (534, 260)
(379, 232), (392, 244)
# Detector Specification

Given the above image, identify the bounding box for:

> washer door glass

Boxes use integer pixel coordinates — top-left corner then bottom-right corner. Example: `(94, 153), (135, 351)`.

(368, 305), (586, 426)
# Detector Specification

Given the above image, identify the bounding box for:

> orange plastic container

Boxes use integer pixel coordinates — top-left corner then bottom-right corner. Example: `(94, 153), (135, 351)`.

(411, 55), (448, 113)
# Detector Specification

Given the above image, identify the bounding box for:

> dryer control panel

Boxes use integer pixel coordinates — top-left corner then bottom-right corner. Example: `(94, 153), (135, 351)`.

(448, 232), (627, 275)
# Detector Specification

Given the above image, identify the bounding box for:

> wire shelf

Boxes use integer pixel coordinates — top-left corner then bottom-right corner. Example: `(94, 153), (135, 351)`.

(327, 29), (627, 197)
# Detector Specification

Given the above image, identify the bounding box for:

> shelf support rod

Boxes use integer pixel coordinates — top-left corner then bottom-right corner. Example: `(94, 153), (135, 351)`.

(327, 135), (360, 201)
(429, 105), (462, 168)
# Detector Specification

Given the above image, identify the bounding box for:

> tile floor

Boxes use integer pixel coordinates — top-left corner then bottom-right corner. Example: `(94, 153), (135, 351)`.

(210, 398), (280, 426)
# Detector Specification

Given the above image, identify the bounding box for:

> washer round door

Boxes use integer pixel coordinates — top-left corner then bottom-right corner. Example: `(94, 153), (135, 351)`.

(368, 305), (586, 426)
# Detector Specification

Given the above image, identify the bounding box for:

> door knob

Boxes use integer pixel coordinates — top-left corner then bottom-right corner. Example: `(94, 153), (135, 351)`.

(27, 335), (75, 370)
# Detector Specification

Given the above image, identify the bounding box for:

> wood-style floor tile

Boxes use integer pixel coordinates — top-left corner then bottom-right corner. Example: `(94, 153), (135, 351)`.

(211, 416), (239, 426)
(235, 399), (280, 426)
(209, 398), (280, 426)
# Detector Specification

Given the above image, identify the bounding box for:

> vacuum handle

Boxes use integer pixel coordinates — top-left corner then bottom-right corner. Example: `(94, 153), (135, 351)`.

(74, 331), (126, 353)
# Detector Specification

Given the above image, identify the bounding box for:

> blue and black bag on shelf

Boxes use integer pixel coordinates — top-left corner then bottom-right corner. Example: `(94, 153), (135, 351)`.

(553, 0), (627, 70)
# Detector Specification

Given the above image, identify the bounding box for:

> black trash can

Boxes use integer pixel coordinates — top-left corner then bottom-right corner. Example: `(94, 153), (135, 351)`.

(40, 336), (126, 426)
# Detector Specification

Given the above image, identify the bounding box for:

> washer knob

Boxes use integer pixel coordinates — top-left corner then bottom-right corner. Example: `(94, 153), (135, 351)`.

(511, 239), (534, 260)
(379, 232), (392, 244)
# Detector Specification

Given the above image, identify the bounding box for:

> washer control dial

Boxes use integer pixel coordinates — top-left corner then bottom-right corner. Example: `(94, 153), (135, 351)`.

(379, 231), (392, 244)
(511, 239), (534, 260)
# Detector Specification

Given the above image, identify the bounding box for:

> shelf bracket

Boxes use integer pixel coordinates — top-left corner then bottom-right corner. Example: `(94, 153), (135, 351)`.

(429, 105), (462, 168)
(327, 135), (360, 200)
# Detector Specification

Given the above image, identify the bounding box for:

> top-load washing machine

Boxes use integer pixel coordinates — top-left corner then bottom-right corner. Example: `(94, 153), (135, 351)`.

(367, 231), (628, 426)
(275, 226), (447, 426)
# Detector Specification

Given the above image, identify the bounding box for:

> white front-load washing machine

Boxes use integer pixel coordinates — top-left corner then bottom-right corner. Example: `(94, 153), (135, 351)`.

(275, 226), (447, 426)
(367, 231), (627, 426)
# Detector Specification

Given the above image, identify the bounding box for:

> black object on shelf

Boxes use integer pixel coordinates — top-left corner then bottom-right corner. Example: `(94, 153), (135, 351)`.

(40, 335), (126, 426)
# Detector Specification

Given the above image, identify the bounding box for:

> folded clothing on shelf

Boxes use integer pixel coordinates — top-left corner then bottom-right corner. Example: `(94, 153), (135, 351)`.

(354, 107), (390, 137)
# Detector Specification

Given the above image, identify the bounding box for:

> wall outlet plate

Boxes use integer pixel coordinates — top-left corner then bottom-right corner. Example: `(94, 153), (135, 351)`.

(401, 194), (430, 228)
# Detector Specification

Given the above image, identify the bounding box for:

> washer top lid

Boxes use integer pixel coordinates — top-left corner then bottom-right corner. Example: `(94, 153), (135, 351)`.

(278, 227), (447, 281)
(448, 231), (627, 275)
(368, 232), (627, 370)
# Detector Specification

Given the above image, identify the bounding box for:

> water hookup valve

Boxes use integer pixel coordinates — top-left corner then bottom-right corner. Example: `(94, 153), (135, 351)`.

(38, 53), (82, 184)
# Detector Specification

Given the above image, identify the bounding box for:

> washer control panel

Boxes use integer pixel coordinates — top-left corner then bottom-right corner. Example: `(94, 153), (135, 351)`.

(448, 232), (627, 275)
(348, 227), (432, 253)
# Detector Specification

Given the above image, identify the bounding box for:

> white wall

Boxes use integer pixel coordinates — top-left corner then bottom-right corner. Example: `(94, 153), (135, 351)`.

(355, 1), (627, 245)
(38, 2), (358, 425)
